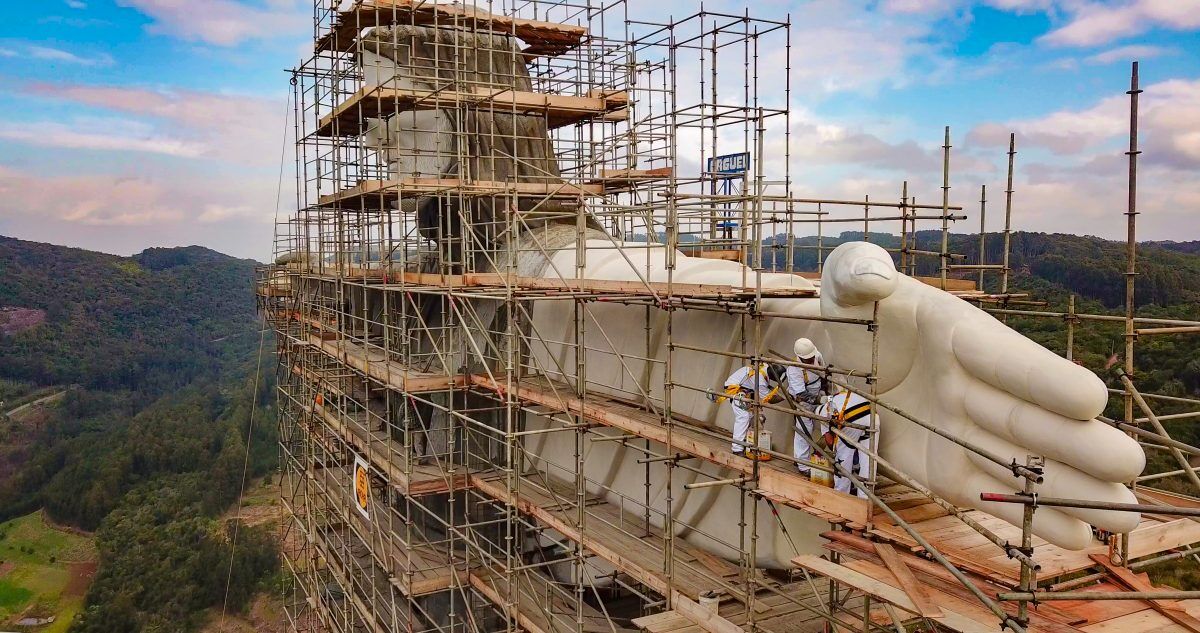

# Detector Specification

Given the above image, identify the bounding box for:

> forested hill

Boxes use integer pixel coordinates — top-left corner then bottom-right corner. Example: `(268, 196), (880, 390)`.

(0, 236), (260, 392)
(0, 236), (278, 631)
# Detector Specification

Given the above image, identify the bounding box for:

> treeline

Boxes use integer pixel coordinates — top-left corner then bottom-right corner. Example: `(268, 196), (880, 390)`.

(763, 230), (1200, 308)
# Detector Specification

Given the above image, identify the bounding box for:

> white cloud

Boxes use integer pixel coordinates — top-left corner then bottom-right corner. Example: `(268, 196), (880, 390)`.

(115, 0), (307, 46)
(0, 119), (205, 157)
(968, 77), (1200, 169)
(958, 77), (1200, 240)
(785, 1), (961, 96)
(65, 0), (87, 8)
(880, 0), (961, 14)
(24, 82), (289, 167)
(0, 165), (281, 258)
(4, 44), (114, 66)
(1085, 43), (1170, 64)
(198, 204), (257, 223)
(1040, 0), (1200, 47)
(984, 0), (1056, 11)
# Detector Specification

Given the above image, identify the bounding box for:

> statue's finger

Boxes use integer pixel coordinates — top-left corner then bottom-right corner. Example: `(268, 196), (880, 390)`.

(963, 429), (1141, 535)
(951, 307), (1107, 421)
(961, 378), (1144, 482)
(945, 465), (1096, 550)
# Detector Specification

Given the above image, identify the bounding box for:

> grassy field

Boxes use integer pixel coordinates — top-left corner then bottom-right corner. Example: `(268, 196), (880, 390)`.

(0, 511), (97, 632)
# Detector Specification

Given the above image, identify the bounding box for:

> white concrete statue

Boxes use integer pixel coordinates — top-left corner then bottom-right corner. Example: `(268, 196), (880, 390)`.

(518, 231), (1143, 566)
(355, 25), (1144, 567)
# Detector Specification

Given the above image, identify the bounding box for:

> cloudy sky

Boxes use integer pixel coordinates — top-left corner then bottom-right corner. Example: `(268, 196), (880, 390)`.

(1, 0), (1197, 260)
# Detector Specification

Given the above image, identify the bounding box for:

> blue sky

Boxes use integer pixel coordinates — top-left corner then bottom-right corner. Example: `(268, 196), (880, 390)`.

(0, 0), (1197, 260)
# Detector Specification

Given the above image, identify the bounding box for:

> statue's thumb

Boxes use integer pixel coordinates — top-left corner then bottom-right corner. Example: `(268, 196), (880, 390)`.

(820, 242), (899, 309)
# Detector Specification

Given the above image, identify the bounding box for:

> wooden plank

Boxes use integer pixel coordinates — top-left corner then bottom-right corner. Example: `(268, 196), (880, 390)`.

(587, 167), (674, 191)
(475, 375), (869, 526)
(1091, 554), (1200, 633)
(632, 611), (692, 633)
(316, 0), (587, 56)
(468, 569), (550, 633)
(1082, 610), (1188, 633)
(311, 335), (466, 393)
(1125, 518), (1200, 560)
(316, 85), (627, 136)
(870, 520), (1023, 586)
(1135, 488), (1200, 510)
(1052, 583), (1152, 627)
(874, 542), (944, 619)
(680, 249), (742, 262)
(458, 272), (814, 299)
(791, 555), (997, 633)
(671, 596), (745, 633)
(316, 177), (604, 207)
(826, 542), (1088, 632)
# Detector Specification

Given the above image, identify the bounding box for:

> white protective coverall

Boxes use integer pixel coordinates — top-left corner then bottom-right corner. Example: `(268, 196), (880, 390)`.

(785, 352), (826, 474)
(817, 389), (875, 497)
(721, 365), (777, 453)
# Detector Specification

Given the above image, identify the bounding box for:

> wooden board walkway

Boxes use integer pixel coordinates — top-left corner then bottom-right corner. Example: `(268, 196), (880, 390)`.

(311, 402), (473, 497)
(316, 86), (627, 137)
(307, 333), (466, 394)
(314, 463), (468, 597)
(315, 177), (604, 208)
(471, 374), (870, 527)
(316, 0), (587, 57)
(469, 471), (744, 602)
(869, 481), (1200, 586)
(470, 565), (635, 633)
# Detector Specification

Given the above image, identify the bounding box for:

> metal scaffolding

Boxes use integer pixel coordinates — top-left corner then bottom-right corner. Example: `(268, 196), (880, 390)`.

(256, 3), (1200, 633)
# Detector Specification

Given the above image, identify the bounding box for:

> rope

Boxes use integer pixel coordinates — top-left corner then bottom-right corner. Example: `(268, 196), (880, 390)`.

(219, 82), (292, 625)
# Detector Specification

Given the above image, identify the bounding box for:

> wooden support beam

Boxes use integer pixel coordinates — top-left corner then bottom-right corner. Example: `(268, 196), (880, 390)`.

(791, 555), (997, 633)
(316, 85), (627, 137)
(311, 335), (465, 393)
(587, 167), (674, 191)
(379, 270), (815, 299)
(316, 177), (604, 208)
(680, 249), (742, 262)
(874, 542), (945, 619)
(315, 0), (587, 57)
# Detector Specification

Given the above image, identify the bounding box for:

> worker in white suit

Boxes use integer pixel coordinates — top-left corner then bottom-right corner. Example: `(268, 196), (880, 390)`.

(817, 388), (876, 497)
(786, 338), (828, 475)
(716, 362), (784, 455)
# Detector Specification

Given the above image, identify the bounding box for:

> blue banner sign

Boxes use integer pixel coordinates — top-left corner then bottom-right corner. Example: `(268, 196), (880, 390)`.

(707, 152), (750, 176)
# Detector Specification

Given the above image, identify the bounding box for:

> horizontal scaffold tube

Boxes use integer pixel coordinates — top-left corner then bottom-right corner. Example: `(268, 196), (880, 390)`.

(999, 590), (1200, 601)
(979, 493), (1200, 517)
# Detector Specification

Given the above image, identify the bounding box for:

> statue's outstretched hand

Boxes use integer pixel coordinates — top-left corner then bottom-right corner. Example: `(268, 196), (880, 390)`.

(817, 242), (1143, 550)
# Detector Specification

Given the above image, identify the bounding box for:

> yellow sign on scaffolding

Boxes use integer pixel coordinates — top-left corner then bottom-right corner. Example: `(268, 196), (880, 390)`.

(353, 454), (370, 519)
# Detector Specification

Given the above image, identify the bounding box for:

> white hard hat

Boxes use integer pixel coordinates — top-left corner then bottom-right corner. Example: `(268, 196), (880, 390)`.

(794, 337), (817, 359)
